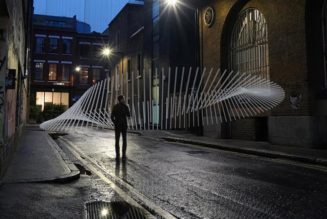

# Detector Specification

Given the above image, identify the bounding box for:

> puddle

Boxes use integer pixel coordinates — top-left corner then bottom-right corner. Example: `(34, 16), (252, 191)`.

(49, 132), (68, 139)
(74, 163), (92, 175)
(85, 201), (148, 219)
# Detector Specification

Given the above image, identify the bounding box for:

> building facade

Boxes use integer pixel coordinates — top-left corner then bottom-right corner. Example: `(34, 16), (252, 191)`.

(0, 0), (33, 176)
(31, 15), (107, 113)
(105, 0), (326, 147)
(197, 0), (327, 147)
(105, 0), (199, 130)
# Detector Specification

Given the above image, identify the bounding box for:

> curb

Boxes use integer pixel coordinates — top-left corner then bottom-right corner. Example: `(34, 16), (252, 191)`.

(43, 133), (80, 183)
(162, 137), (327, 167)
(0, 129), (80, 185)
(5, 134), (81, 184)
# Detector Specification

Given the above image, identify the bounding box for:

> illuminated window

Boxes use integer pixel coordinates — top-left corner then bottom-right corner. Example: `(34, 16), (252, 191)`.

(36, 92), (45, 110)
(230, 8), (269, 79)
(36, 91), (69, 111)
(34, 62), (44, 80)
(61, 93), (69, 106)
(80, 67), (89, 84)
(48, 64), (57, 81)
(44, 92), (53, 103)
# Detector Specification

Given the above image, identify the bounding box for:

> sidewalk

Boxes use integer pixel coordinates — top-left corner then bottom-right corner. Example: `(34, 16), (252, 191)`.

(1, 124), (79, 184)
(139, 130), (327, 167)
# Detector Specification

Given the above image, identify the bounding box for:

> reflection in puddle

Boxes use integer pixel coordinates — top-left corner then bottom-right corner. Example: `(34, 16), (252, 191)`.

(115, 160), (127, 181)
(85, 201), (147, 219)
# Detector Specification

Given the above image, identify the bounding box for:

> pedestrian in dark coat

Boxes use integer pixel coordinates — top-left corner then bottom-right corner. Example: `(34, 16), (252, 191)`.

(111, 95), (130, 160)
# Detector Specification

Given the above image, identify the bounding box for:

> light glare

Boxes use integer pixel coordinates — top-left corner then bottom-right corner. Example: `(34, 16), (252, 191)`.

(166, 0), (178, 6)
(75, 66), (81, 72)
(102, 47), (112, 57)
(101, 208), (109, 217)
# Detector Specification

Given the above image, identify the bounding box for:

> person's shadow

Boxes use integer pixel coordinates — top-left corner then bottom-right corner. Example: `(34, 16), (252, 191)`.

(115, 159), (127, 180)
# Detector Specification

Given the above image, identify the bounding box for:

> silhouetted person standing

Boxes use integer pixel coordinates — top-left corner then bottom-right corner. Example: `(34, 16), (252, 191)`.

(111, 95), (130, 160)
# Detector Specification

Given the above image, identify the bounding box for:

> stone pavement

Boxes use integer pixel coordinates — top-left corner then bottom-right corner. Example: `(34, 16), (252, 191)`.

(1, 124), (79, 184)
(138, 130), (327, 167)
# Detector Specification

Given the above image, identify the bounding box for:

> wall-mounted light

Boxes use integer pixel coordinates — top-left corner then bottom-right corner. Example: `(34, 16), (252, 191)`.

(75, 66), (81, 72)
(165, 0), (179, 7)
(101, 47), (112, 57)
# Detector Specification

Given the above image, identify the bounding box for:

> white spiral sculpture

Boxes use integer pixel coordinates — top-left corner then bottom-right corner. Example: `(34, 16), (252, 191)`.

(40, 68), (285, 132)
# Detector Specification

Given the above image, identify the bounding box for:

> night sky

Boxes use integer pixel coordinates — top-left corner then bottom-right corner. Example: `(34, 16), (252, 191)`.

(33, 0), (129, 32)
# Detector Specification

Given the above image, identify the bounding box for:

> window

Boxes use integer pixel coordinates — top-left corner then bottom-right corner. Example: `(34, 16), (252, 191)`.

(49, 38), (59, 53)
(92, 68), (101, 84)
(230, 8), (269, 79)
(36, 91), (69, 111)
(62, 64), (71, 81)
(92, 44), (102, 57)
(48, 64), (57, 81)
(62, 39), (72, 54)
(80, 44), (90, 58)
(80, 67), (89, 84)
(35, 37), (45, 53)
(34, 62), (44, 80)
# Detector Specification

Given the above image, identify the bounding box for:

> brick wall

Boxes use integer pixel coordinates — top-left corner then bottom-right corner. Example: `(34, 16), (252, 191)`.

(197, 0), (326, 145)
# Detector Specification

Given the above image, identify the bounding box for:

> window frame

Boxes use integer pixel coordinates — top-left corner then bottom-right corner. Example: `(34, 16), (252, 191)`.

(229, 8), (270, 79)
(34, 62), (44, 81)
(35, 37), (45, 54)
(48, 63), (58, 81)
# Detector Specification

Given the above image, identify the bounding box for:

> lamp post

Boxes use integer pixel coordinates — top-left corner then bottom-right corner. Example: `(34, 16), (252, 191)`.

(165, 0), (179, 7)
(74, 66), (81, 72)
(101, 47), (112, 58)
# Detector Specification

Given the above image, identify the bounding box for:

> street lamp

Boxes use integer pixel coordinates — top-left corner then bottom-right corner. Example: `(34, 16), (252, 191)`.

(75, 66), (81, 72)
(165, 0), (179, 7)
(102, 47), (112, 58)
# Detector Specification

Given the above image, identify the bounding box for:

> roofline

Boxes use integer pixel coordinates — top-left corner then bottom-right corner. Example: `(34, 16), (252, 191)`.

(108, 2), (144, 28)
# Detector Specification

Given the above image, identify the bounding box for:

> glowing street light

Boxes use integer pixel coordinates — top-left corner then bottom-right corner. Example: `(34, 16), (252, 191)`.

(165, 0), (179, 7)
(100, 208), (109, 217)
(75, 66), (81, 72)
(102, 47), (112, 57)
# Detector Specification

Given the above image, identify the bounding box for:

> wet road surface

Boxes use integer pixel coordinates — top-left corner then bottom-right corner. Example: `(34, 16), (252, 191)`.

(59, 128), (327, 219)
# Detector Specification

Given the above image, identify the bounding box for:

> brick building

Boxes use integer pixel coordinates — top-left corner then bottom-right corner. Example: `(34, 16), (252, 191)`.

(105, 0), (199, 128)
(196, 0), (327, 147)
(0, 0), (33, 176)
(31, 14), (107, 111)
(106, 0), (326, 147)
